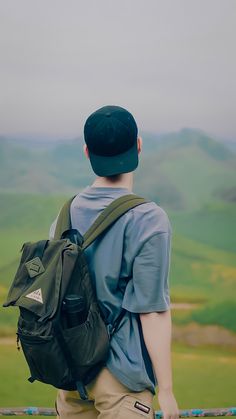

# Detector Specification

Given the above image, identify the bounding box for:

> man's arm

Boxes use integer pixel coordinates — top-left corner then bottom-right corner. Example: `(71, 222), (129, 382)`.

(140, 309), (180, 419)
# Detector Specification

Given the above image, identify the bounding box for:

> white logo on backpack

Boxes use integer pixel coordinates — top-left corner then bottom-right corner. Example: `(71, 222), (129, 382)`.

(26, 288), (43, 304)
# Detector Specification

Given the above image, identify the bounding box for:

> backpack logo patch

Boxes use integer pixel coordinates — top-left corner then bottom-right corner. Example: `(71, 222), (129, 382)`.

(25, 257), (45, 278)
(26, 288), (43, 304)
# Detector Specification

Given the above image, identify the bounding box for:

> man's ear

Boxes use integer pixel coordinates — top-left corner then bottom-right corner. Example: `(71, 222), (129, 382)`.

(83, 144), (90, 159)
(137, 136), (142, 154)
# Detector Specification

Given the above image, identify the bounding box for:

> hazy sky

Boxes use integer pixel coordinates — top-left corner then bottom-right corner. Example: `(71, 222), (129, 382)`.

(0, 0), (236, 140)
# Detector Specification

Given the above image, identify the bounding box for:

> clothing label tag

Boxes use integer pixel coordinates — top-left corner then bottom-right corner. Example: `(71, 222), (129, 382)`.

(26, 288), (43, 304)
(134, 401), (150, 414)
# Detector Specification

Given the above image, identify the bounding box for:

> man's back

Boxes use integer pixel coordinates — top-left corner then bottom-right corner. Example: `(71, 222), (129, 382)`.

(54, 185), (172, 394)
(54, 105), (179, 419)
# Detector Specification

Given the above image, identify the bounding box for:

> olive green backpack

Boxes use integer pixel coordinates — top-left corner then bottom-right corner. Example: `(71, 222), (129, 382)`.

(3, 194), (148, 400)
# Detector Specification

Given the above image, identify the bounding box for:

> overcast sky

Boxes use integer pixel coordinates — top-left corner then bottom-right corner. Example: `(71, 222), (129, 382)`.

(0, 0), (236, 140)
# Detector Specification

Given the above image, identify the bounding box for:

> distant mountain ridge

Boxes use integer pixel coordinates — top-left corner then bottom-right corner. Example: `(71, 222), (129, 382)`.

(141, 128), (234, 159)
(0, 128), (235, 211)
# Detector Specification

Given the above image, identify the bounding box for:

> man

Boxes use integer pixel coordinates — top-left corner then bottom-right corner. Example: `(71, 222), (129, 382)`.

(50, 105), (179, 419)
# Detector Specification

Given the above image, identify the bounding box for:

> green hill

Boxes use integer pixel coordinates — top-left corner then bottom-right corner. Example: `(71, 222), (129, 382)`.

(0, 193), (235, 336)
(170, 233), (236, 300)
(135, 131), (236, 211)
(1, 129), (236, 212)
(0, 137), (93, 194)
(169, 201), (236, 252)
(0, 128), (235, 335)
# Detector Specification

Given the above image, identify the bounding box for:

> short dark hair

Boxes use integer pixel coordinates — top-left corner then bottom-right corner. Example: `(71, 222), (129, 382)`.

(104, 174), (123, 182)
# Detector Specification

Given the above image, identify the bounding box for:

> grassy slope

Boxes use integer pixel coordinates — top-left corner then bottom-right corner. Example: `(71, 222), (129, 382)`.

(170, 230), (236, 333)
(0, 342), (235, 408)
(0, 138), (93, 194)
(1, 135), (235, 410)
(0, 193), (236, 334)
(0, 194), (67, 335)
(1, 231), (235, 334)
(170, 233), (236, 299)
(0, 193), (67, 231)
(169, 201), (236, 252)
(135, 144), (236, 212)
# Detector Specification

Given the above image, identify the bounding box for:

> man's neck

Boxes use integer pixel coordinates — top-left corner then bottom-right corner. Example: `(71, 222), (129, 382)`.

(91, 172), (133, 191)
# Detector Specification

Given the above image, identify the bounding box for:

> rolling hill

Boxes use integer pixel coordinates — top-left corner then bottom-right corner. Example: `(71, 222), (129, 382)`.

(1, 129), (235, 212)
(0, 129), (235, 336)
(0, 192), (235, 336)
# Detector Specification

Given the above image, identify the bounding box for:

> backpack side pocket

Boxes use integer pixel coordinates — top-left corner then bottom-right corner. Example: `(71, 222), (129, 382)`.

(62, 304), (110, 382)
(18, 332), (73, 388)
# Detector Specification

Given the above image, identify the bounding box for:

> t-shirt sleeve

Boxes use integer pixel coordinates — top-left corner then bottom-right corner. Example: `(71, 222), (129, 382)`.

(122, 232), (171, 313)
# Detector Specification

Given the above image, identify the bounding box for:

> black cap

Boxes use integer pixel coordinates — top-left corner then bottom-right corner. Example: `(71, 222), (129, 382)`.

(84, 105), (139, 176)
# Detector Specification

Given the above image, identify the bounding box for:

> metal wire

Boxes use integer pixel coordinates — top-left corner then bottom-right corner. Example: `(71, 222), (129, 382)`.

(0, 407), (236, 417)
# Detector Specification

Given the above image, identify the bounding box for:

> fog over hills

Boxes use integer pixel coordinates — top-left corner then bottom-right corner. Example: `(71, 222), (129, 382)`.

(0, 128), (235, 211)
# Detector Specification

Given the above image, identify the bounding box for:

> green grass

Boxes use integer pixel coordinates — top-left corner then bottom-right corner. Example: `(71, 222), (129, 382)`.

(0, 343), (56, 406)
(187, 300), (236, 333)
(172, 300), (236, 334)
(0, 190), (236, 414)
(0, 342), (235, 409)
(167, 342), (236, 408)
(1, 231), (236, 335)
(136, 143), (236, 212)
(169, 201), (236, 252)
(1, 229), (236, 335)
(0, 193), (66, 231)
(159, 145), (236, 211)
(0, 193), (235, 335)
(169, 233), (236, 304)
(0, 139), (235, 413)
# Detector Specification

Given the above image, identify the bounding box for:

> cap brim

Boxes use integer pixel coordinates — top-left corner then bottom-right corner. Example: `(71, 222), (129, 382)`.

(88, 142), (139, 176)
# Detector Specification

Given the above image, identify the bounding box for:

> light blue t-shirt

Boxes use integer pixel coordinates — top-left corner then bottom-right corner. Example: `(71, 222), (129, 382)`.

(50, 186), (172, 394)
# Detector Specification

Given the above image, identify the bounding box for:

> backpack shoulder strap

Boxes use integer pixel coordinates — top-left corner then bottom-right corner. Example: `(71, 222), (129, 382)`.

(54, 195), (76, 240)
(82, 194), (149, 250)
(54, 193), (150, 246)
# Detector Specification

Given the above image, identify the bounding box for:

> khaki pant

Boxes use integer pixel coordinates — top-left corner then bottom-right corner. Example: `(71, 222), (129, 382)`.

(56, 367), (155, 419)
